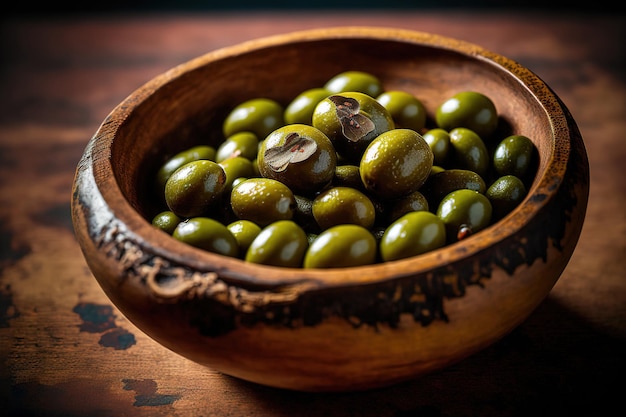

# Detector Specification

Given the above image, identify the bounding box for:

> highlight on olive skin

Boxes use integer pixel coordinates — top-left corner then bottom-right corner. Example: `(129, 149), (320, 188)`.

(150, 70), (538, 268)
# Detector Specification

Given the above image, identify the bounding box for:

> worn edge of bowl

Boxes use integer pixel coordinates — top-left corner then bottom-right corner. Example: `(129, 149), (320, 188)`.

(71, 26), (588, 331)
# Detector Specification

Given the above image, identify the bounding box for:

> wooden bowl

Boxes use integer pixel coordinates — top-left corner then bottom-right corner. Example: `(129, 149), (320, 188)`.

(71, 27), (589, 392)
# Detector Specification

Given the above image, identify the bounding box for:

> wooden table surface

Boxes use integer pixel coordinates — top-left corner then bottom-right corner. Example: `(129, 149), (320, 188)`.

(1, 10), (625, 416)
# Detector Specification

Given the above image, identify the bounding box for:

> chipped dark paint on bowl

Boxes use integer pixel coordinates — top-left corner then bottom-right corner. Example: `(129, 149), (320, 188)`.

(72, 27), (589, 392)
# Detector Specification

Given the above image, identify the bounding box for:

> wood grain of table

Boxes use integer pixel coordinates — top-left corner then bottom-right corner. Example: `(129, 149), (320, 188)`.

(1, 10), (625, 417)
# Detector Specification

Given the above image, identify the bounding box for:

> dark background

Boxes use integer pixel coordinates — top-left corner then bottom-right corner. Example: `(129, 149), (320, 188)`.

(5, 1), (623, 17)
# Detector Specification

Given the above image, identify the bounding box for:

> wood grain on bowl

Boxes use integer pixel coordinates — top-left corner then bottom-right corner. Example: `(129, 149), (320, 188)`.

(71, 27), (589, 392)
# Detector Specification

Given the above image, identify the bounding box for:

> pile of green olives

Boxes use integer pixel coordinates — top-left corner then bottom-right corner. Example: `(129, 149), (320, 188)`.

(150, 70), (538, 269)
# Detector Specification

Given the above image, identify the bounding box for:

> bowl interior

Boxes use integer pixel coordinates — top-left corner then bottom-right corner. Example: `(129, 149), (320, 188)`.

(104, 29), (556, 281)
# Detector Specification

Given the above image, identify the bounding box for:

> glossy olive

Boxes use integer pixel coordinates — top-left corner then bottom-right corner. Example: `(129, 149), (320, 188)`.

(293, 194), (317, 232)
(257, 124), (337, 194)
(486, 175), (527, 220)
(222, 98), (285, 139)
(245, 220), (308, 267)
(303, 224), (377, 269)
(148, 72), (539, 268)
(231, 176), (248, 190)
(369, 195), (390, 224)
(430, 165), (445, 176)
(422, 128), (451, 167)
(219, 156), (256, 192)
(151, 210), (182, 235)
(388, 190), (429, 222)
(230, 177), (296, 226)
(312, 186), (376, 230)
(436, 189), (492, 243)
(227, 219), (263, 255)
(164, 160), (226, 218)
(216, 131), (259, 162)
(251, 158), (261, 177)
(421, 168), (487, 209)
(323, 70), (383, 97)
(376, 90), (427, 132)
(360, 128), (433, 199)
(284, 88), (330, 125)
(312, 92), (394, 162)
(333, 164), (364, 190)
(493, 135), (536, 178)
(448, 127), (489, 177)
(156, 145), (216, 192)
(380, 211), (446, 262)
(435, 91), (498, 139)
(172, 217), (239, 257)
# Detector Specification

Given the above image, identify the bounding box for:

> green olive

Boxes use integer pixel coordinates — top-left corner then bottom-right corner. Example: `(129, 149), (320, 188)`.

(380, 211), (446, 262)
(333, 164), (365, 191)
(149, 72), (538, 267)
(230, 177), (296, 227)
(156, 145), (216, 192)
(245, 220), (308, 268)
(312, 92), (394, 162)
(486, 175), (527, 220)
(222, 98), (285, 139)
(376, 90), (427, 132)
(448, 127), (489, 177)
(151, 210), (182, 234)
(436, 189), (492, 243)
(435, 91), (498, 139)
(216, 131), (259, 162)
(323, 70), (383, 97)
(164, 160), (226, 218)
(312, 186), (376, 230)
(422, 128), (451, 167)
(430, 165), (445, 176)
(420, 168), (487, 209)
(219, 156), (256, 192)
(173, 217), (239, 257)
(388, 190), (429, 222)
(493, 135), (536, 179)
(227, 219), (262, 256)
(293, 194), (318, 233)
(231, 176), (248, 190)
(303, 224), (377, 268)
(369, 195), (389, 224)
(360, 128), (433, 199)
(284, 88), (330, 125)
(257, 124), (337, 194)
(251, 158), (261, 177)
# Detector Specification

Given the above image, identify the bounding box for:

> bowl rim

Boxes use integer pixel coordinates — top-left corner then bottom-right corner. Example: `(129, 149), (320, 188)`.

(87, 26), (571, 287)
